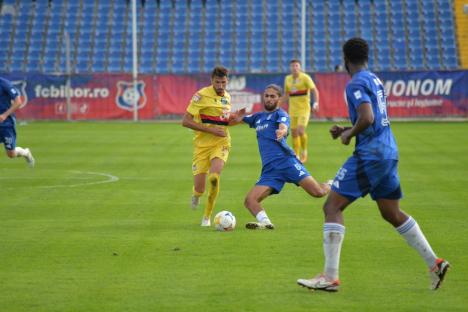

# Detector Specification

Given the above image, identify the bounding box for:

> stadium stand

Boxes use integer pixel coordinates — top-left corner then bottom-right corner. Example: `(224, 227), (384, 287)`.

(0, 0), (462, 74)
(454, 0), (468, 68)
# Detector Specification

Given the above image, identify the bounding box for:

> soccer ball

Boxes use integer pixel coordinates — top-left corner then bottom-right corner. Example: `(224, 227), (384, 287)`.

(214, 211), (236, 231)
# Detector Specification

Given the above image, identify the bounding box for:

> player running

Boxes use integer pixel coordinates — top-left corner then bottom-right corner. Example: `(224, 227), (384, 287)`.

(230, 84), (330, 229)
(182, 66), (232, 227)
(282, 59), (319, 163)
(0, 77), (34, 167)
(297, 38), (449, 292)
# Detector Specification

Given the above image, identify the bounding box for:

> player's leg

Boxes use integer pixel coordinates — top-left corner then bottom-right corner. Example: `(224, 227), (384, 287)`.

(298, 176), (330, 198)
(191, 147), (210, 210)
(373, 159), (449, 289)
(376, 198), (449, 290)
(244, 185), (274, 229)
(290, 116), (301, 156)
(203, 150), (227, 224)
(298, 157), (363, 291)
(297, 111), (310, 163)
(1, 127), (34, 167)
(192, 173), (206, 209)
(297, 191), (351, 291)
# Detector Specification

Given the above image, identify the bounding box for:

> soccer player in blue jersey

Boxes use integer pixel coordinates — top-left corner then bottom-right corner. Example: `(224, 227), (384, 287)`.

(297, 38), (449, 291)
(0, 77), (34, 167)
(230, 84), (331, 230)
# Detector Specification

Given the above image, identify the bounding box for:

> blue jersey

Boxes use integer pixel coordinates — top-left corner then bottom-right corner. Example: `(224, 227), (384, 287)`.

(243, 108), (296, 166)
(0, 77), (19, 127)
(345, 70), (398, 160)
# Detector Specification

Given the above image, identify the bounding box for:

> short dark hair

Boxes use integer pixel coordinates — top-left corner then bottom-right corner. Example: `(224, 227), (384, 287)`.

(265, 84), (283, 96)
(211, 66), (228, 78)
(290, 59), (301, 65)
(343, 38), (369, 65)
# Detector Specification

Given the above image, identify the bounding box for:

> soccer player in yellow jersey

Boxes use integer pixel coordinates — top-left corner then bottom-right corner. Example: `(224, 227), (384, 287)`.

(182, 66), (232, 227)
(282, 59), (320, 163)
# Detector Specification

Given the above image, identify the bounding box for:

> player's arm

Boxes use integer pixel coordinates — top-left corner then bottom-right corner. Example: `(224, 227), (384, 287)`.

(340, 102), (374, 145)
(279, 78), (289, 105)
(276, 123), (288, 141)
(306, 76), (319, 111)
(311, 87), (319, 112)
(279, 94), (289, 106)
(0, 96), (21, 123)
(182, 112), (226, 137)
(329, 125), (351, 139)
(227, 108), (247, 126)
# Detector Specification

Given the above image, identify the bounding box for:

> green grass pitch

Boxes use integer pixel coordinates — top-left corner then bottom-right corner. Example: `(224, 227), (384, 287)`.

(0, 121), (467, 311)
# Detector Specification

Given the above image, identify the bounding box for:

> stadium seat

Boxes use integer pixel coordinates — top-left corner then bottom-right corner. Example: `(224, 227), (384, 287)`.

(0, 0), (460, 74)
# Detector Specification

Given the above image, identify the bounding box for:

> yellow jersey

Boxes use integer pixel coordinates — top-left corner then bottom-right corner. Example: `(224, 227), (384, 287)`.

(284, 72), (317, 116)
(186, 86), (232, 148)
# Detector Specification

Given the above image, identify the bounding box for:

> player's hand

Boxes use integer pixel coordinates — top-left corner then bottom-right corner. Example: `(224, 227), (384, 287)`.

(340, 128), (352, 145)
(329, 124), (344, 139)
(210, 127), (226, 137)
(0, 114), (6, 123)
(320, 182), (331, 194)
(312, 102), (319, 112)
(276, 128), (287, 141)
(228, 108), (247, 122)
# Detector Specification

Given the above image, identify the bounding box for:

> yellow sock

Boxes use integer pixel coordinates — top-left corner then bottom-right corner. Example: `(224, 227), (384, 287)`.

(193, 186), (203, 198)
(300, 133), (308, 154)
(204, 173), (220, 219)
(293, 136), (301, 156)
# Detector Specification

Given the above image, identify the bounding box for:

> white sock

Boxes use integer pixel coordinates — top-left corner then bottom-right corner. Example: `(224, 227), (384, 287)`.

(397, 216), (437, 268)
(323, 223), (345, 280)
(255, 210), (272, 224)
(14, 147), (28, 157)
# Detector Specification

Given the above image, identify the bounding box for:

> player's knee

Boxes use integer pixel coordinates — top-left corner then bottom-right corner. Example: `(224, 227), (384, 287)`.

(322, 200), (341, 218)
(379, 209), (405, 227)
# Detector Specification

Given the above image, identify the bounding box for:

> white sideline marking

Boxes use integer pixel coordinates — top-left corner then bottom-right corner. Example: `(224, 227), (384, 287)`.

(38, 171), (119, 189)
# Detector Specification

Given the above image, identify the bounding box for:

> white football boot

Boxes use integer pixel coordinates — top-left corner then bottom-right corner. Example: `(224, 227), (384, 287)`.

(430, 258), (450, 290)
(24, 148), (35, 167)
(191, 195), (200, 209)
(297, 274), (340, 292)
(201, 217), (211, 227)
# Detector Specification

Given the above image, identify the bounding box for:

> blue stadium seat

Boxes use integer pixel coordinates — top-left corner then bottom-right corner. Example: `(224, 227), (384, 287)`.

(426, 53), (441, 69)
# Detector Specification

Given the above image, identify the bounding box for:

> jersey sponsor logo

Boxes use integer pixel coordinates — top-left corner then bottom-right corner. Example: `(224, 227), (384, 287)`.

(220, 97), (228, 105)
(255, 123), (269, 131)
(115, 81), (147, 111)
(280, 117), (287, 122)
(12, 80), (28, 108)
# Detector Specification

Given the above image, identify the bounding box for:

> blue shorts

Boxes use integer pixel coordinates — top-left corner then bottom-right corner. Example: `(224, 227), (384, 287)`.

(331, 156), (402, 202)
(256, 157), (311, 194)
(0, 126), (16, 151)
